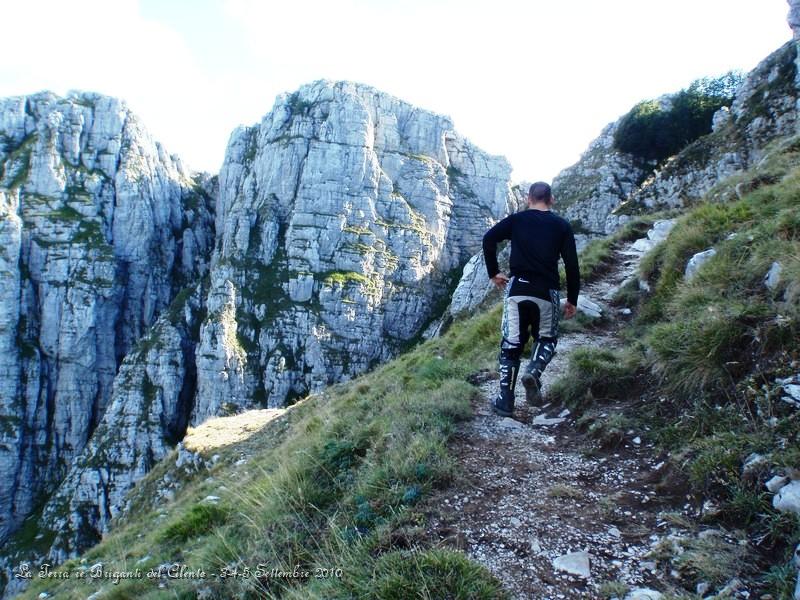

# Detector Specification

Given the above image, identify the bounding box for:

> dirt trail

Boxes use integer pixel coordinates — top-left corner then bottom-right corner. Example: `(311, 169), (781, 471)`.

(426, 235), (679, 599)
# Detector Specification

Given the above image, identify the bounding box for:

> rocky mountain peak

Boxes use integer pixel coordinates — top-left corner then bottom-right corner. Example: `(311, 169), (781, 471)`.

(0, 81), (515, 570)
(789, 0), (800, 39)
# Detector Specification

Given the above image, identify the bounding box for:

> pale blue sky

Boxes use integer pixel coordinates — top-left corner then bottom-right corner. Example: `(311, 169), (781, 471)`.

(1, 0), (792, 181)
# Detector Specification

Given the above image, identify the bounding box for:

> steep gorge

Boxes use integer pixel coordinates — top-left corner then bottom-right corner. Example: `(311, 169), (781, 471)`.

(0, 82), (514, 575)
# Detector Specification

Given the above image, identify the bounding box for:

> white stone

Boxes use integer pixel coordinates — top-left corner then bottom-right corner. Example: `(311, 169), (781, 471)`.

(767, 475), (791, 492)
(742, 452), (768, 475)
(775, 481), (800, 515)
(684, 248), (717, 281)
(624, 589), (663, 600)
(498, 417), (524, 430)
(784, 384), (800, 403)
(765, 261), (783, 290)
(552, 550), (591, 578)
(529, 537), (543, 554)
(631, 219), (677, 254)
(576, 295), (603, 319)
(631, 237), (654, 253)
(533, 415), (566, 426)
(712, 106), (731, 132)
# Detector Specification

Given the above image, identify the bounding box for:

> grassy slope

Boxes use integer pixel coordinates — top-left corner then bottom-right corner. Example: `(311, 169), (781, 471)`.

(17, 135), (800, 598)
(14, 218), (653, 600)
(553, 135), (800, 597)
(19, 304), (508, 600)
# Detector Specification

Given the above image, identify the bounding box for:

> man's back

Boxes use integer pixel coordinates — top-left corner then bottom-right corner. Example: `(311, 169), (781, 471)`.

(482, 181), (580, 417)
(482, 208), (579, 306)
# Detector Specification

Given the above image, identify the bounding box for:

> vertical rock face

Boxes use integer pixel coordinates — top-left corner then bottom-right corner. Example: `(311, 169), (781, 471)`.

(13, 81), (513, 564)
(41, 284), (207, 559)
(789, 0), (800, 39)
(552, 120), (651, 235)
(0, 92), (214, 546)
(193, 80), (513, 415)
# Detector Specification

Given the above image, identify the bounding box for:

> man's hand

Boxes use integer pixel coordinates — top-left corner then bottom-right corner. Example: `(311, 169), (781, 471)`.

(491, 273), (509, 290)
(563, 301), (577, 320)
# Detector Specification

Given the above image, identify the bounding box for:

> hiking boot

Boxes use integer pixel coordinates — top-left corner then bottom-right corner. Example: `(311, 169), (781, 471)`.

(522, 338), (557, 406)
(492, 358), (519, 417)
(491, 390), (515, 417)
(520, 370), (543, 406)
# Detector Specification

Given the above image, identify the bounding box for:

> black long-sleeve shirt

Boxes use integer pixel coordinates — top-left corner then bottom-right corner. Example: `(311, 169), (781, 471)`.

(482, 209), (580, 306)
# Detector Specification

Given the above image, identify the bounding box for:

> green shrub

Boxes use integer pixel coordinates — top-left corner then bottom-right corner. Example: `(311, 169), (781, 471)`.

(673, 532), (749, 588)
(614, 71), (743, 163)
(762, 561), (800, 599)
(646, 306), (750, 394)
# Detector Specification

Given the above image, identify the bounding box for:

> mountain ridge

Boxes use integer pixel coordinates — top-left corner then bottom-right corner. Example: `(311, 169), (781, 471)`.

(2, 16), (799, 599)
(0, 80), (515, 578)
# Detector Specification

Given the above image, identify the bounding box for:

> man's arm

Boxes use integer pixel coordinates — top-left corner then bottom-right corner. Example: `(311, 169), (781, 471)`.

(482, 215), (514, 287)
(561, 224), (580, 315)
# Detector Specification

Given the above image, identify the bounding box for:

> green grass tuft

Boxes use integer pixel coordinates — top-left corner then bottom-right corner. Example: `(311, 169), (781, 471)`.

(549, 347), (642, 412)
(20, 303), (504, 599)
(160, 503), (230, 544)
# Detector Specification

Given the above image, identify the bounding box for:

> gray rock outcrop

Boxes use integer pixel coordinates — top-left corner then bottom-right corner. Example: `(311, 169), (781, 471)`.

(632, 40), (798, 209)
(774, 480), (800, 516)
(41, 284), (207, 559)
(765, 261), (783, 290)
(192, 80), (513, 416)
(553, 38), (798, 230)
(9, 81), (514, 564)
(684, 248), (717, 280)
(552, 550), (591, 578)
(552, 121), (650, 235)
(0, 92), (214, 548)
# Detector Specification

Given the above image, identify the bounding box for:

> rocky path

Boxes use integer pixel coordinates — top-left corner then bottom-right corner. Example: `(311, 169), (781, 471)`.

(426, 225), (679, 599)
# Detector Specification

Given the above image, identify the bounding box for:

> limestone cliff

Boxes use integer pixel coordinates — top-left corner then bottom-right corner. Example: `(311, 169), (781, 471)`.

(551, 119), (651, 235)
(193, 80), (513, 415)
(0, 92), (214, 551)
(4, 81), (514, 566)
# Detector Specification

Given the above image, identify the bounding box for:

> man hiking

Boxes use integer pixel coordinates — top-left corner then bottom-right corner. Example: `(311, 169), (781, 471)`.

(482, 181), (580, 417)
